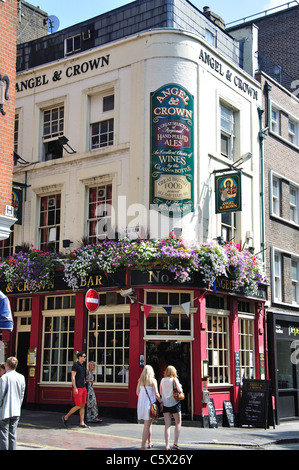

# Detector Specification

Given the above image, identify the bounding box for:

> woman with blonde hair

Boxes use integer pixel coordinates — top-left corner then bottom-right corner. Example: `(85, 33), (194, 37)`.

(136, 364), (162, 449)
(160, 365), (183, 450)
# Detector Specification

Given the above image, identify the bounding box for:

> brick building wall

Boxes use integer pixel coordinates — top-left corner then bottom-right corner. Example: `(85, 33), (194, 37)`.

(0, 0), (17, 222)
(17, 1), (48, 44)
(256, 72), (299, 307)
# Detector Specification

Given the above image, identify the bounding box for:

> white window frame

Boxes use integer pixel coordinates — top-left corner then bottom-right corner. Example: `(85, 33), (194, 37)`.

(292, 259), (299, 305)
(238, 314), (255, 382)
(90, 92), (114, 151)
(220, 103), (236, 159)
(273, 251), (282, 302)
(289, 119), (298, 146)
(87, 182), (113, 243)
(271, 106), (280, 134)
(290, 186), (299, 224)
(270, 171), (299, 227)
(65, 34), (81, 55)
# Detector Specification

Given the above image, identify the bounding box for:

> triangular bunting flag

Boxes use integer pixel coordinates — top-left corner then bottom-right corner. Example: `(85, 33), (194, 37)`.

(181, 301), (190, 317)
(143, 304), (153, 318)
(163, 306), (172, 316)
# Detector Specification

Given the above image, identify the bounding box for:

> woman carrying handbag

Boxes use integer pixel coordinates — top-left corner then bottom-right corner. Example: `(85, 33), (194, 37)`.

(159, 365), (184, 450)
(136, 365), (162, 450)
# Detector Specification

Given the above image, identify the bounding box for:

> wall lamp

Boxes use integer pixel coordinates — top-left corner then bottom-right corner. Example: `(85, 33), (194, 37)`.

(58, 136), (76, 154)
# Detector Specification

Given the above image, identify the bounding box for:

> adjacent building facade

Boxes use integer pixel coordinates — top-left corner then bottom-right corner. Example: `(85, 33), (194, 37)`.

(0, 0), (17, 242)
(1, 0), (268, 424)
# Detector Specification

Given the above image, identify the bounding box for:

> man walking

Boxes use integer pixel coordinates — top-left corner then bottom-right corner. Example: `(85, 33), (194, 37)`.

(0, 356), (26, 450)
(62, 351), (88, 428)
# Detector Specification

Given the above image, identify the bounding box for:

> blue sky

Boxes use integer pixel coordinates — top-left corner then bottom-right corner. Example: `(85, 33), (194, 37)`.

(28, 0), (290, 31)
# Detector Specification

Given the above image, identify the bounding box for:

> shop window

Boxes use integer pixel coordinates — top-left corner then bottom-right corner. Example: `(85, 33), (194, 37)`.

(45, 295), (76, 310)
(207, 313), (229, 384)
(42, 105), (64, 161)
(87, 184), (112, 243)
(42, 313), (75, 382)
(39, 193), (61, 251)
(87, 312), (130, 384)
(239, 316), (255, 381)
(16, 297), (32, 312)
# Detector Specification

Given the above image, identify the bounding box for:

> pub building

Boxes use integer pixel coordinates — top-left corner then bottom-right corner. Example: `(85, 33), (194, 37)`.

(0, 266), (267, 425)
(3, 0), (267, 424)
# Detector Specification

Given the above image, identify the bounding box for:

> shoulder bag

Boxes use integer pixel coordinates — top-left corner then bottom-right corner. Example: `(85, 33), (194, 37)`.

(144, 386), (159, 419)
(173, 379), (185, 401)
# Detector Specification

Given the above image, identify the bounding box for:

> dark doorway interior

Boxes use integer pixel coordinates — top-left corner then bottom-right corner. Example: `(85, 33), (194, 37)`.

(145, 341), (191, 416)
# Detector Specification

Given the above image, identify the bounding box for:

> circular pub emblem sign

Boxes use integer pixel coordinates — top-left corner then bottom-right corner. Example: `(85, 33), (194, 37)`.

(85, 289), (100, 312)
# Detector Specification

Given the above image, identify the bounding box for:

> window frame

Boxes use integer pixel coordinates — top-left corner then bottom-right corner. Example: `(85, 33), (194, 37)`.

(87, 183), (113, 243)
(41, 295), (76, 384)
(39, 193), (61, 252)
(89, 91), (115, 151)
(65, 34), (81, 56)
(206, 309), (230, 385)
(87, 303), (130, 385)
(220, 103), (236, 160)
(291, 259), (299, 305)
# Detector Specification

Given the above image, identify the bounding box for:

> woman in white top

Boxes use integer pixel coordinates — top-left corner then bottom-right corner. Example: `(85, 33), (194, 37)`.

(136, 365), (162, 450)
(159, 365), (183, 450)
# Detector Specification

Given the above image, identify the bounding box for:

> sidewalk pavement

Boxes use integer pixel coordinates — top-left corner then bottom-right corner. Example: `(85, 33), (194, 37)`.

(15, 408), (299, 451)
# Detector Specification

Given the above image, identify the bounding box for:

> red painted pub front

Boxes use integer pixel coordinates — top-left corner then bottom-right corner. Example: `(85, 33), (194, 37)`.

(1, 268), (267, 425)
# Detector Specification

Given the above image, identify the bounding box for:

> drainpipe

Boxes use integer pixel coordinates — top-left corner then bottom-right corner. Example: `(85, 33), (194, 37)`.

(257, 82), (271, 264)
(258, 106), (266, 264)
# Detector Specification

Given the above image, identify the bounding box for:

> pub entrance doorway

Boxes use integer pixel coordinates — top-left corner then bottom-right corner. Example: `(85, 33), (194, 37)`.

(145, 341), (191, 416)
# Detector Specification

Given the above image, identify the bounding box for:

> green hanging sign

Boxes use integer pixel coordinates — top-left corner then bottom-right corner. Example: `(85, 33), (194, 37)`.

(150, 84), (194, 216)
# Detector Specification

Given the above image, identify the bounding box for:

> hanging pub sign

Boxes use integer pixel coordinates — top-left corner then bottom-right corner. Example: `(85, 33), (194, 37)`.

(12, 188), (22, 225)
(215, 172), (242, 214)
(150, 84), (194, 216)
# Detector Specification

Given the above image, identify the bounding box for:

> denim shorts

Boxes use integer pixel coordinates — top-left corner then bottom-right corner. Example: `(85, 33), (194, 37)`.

(162, 402), (181, 414)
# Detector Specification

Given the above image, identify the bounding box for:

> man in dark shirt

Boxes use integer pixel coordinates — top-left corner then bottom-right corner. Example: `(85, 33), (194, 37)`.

(62, 352), (88, 428)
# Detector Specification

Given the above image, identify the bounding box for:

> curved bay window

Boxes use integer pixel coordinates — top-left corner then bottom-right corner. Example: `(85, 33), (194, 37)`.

(42, 295), (75, 383)
(87, 293), (130, 384)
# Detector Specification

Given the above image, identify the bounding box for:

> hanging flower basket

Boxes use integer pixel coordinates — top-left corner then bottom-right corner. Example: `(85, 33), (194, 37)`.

(0, 249), (63, 293)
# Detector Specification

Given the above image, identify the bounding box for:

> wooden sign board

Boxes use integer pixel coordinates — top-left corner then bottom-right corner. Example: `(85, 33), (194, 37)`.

(223, 401), (235, 427)
(208, 398), (218, 428)
(239, 379), (273, 429)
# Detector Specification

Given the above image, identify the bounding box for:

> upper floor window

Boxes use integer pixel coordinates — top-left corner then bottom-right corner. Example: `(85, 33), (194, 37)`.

(292, 259), (299, 305)
(289, 119), (298, 146)
(271, 108), (280, 134)
(43, 105), (64, 161)
(220, 103), (235, 159)
(290, 186), (299, 223)
(274, 252), (282, 302)
(221, 212), (237, 243)
(65, 34), (81, 55)
(87, 184), (112, 243)
(90, 93), (114, 150)
(205, 28), (216, 47)
(272, 176), (280, 217)
(39, 194), (61, 252)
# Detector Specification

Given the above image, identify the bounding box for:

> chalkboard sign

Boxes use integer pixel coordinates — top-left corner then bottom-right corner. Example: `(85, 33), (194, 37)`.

(239, 379), (272, 429)
(208, 398), (218, 428)
(223, 401), (235, 427)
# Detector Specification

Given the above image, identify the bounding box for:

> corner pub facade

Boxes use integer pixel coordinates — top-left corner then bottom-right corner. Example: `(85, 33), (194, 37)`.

(2, 0), (267, 425)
